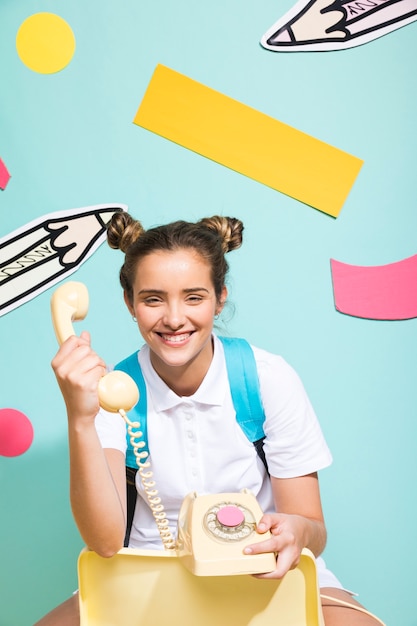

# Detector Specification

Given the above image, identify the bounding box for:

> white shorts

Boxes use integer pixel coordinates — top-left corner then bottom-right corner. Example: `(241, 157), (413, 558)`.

(316, 556), (346, 590)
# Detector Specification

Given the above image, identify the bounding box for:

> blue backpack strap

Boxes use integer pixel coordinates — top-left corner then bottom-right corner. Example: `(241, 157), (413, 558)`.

(114, 352), (148, 469)
(218, 336), (265, 443)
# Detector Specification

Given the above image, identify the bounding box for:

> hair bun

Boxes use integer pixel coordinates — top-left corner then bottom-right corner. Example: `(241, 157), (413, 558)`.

(107, 212), (144, 253)
(199, 215), (244, 253)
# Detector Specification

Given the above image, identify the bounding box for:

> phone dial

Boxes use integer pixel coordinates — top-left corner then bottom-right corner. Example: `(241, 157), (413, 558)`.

(51, 281), (276, 577)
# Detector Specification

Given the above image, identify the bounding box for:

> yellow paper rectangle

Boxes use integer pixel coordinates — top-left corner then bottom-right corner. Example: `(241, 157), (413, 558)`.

(133, 64), (363, 217)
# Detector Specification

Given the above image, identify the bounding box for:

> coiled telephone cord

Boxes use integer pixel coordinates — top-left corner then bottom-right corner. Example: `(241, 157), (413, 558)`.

(120, 409), (176, 550)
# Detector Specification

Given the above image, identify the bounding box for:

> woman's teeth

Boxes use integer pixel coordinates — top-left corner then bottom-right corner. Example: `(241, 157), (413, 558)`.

(161, 333), (191, 343)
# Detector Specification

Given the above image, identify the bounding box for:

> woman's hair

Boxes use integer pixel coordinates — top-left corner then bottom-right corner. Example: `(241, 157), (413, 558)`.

(107, 211), (244, 305)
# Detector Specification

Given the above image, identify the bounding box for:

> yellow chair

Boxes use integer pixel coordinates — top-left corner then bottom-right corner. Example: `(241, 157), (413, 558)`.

(78, 547), (324, 626)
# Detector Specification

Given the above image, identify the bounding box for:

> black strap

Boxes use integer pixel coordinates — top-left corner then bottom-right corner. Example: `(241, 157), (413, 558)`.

(124, 466), (137, 547)
(254, 436), (269, 474)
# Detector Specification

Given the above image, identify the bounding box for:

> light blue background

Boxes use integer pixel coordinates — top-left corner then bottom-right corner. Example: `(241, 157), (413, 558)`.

(1, 1), (416, 624)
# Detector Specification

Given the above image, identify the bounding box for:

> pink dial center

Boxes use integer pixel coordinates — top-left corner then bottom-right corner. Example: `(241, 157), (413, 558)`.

(216, 505), (245, 527)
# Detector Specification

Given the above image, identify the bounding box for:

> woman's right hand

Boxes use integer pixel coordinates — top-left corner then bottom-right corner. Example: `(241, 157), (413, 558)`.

(52, 331), (128, 556)
(51, 330), (107, 423)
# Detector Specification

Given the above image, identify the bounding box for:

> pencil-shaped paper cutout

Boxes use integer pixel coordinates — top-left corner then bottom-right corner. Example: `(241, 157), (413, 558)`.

(331, 254), (417, 320)
(0, 203), (127, 317)
(261, 0), (417, 52)
(133, 64), (363, 218)
(0, 158), (11, 190)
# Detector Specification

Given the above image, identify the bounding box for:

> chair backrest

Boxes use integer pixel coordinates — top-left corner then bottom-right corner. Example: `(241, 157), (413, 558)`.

(78, 547), (325, 626)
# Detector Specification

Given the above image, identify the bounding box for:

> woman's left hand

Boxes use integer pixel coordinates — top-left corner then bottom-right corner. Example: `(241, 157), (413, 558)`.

(243, 512), (308, 579)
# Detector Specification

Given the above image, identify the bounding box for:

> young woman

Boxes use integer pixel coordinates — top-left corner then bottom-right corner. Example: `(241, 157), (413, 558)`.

(36, 212), (384, 625)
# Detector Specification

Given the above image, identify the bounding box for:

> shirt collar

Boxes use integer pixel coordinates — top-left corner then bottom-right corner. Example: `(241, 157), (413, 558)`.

(138, 335), (228, 412)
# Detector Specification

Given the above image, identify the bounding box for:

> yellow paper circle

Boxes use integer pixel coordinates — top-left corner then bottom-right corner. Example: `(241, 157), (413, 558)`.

(16, 13), (76, 74)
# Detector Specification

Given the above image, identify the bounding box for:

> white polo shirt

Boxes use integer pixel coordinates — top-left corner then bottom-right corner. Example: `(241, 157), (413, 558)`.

(95, 335), (342, 588)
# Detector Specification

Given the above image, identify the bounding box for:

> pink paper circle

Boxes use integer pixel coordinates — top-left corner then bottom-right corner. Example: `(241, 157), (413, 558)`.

(0, 408), (34, 457)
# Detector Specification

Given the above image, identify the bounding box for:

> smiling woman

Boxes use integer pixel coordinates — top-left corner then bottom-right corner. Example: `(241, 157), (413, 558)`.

(36, 212), (384, 625)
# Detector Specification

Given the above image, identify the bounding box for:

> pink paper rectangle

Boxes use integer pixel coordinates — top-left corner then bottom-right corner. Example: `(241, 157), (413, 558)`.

(331, 254), (417, 320)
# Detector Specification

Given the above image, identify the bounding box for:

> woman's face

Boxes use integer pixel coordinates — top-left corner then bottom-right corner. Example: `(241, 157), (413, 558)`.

(125, 248), (226, 382)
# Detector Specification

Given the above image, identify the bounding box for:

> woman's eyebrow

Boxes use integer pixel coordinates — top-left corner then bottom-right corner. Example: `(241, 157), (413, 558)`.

(183, 287), (210, 294)
(137, 287), (210, 295)
(138, 289), (166, 295)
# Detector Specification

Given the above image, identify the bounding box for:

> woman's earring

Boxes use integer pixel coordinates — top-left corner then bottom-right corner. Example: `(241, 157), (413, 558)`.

(215, 301), (225, 320)
(132, 316), (137, 322)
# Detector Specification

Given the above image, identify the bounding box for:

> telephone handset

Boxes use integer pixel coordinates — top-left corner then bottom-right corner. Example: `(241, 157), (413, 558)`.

(51, 281), (276, 577)
(50, 281), (139, 413)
